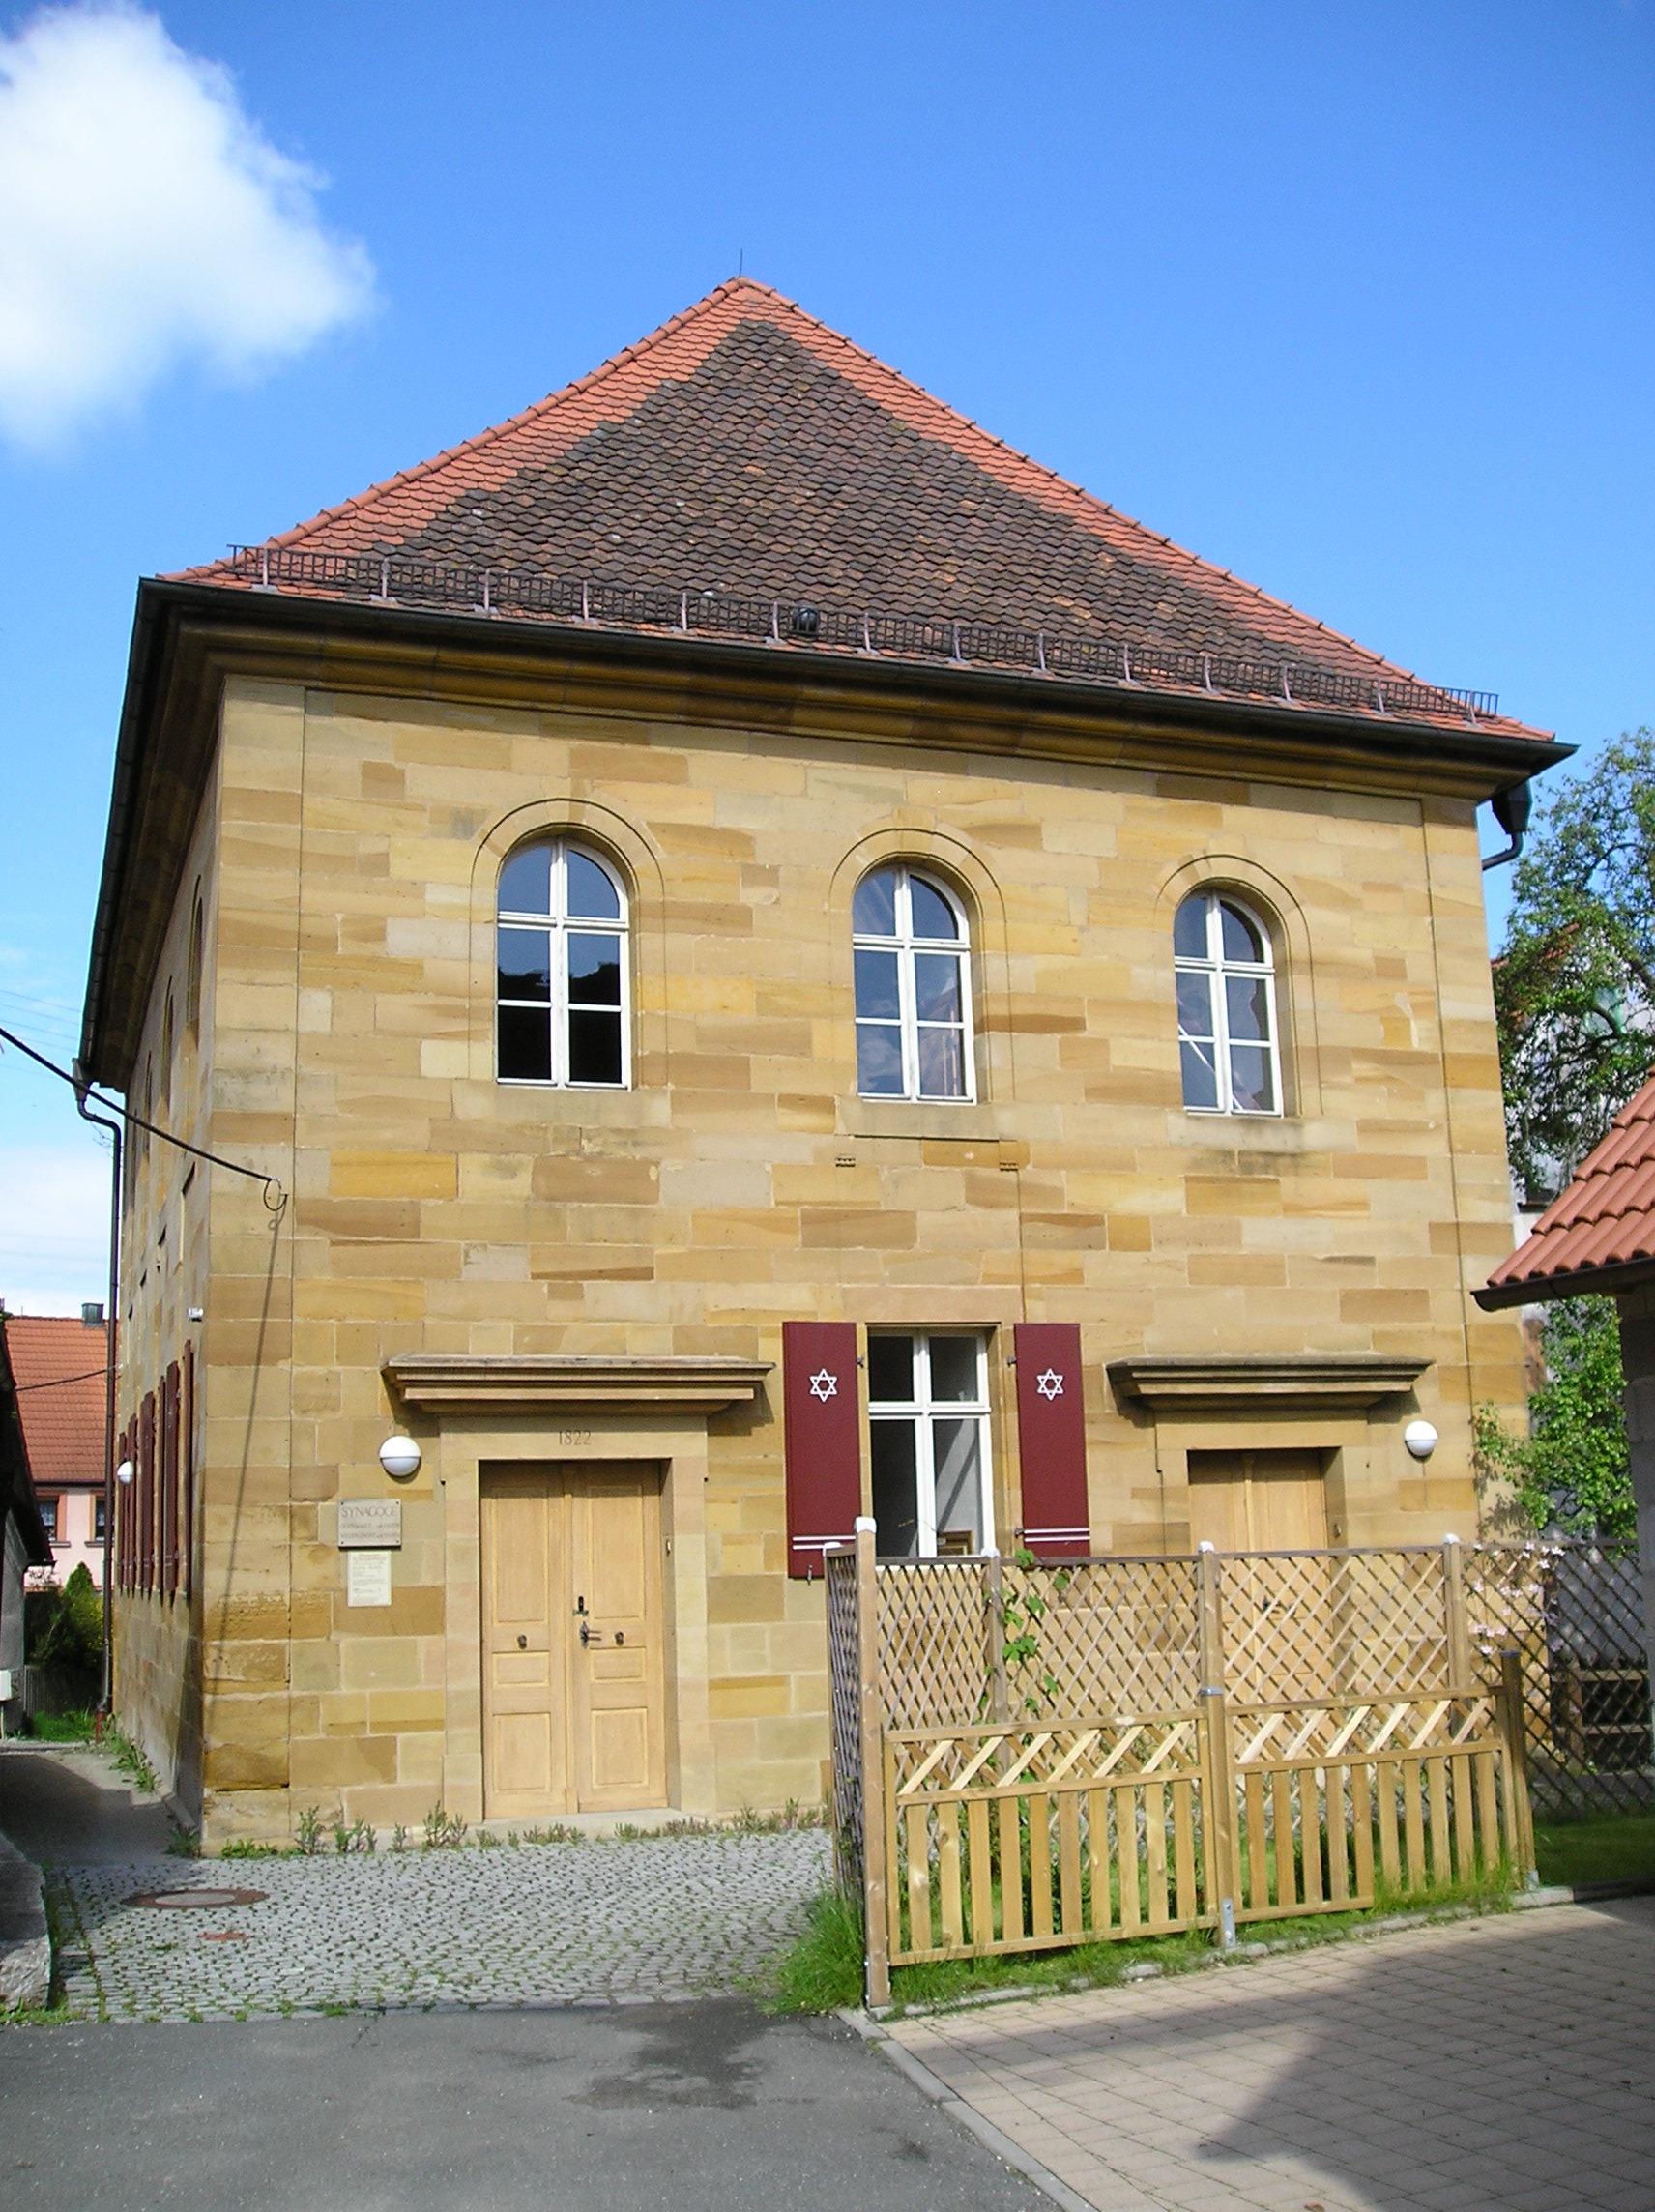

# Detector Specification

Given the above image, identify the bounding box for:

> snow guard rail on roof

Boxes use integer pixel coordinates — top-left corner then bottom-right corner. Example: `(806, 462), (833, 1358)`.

(222, 545), (1499, 725)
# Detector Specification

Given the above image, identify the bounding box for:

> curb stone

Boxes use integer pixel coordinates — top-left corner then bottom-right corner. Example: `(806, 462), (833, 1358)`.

(0, 1832), (51, 2012)
(839, 2006), (1095, 2212)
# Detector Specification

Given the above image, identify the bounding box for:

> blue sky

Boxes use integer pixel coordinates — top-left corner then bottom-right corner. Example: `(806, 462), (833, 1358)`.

(0, 0), (1650, 1307)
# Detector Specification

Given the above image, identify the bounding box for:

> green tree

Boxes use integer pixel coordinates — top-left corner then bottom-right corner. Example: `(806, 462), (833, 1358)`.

(1495, 727), (1655, 1199)
(1475, 1297), (1632, 1538)
(24, 1560), (103, 1669)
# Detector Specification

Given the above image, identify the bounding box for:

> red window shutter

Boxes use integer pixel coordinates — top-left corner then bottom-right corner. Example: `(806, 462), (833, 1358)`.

(1014, 1323), (1090, 1562)
(181, 1343), (194, 1601)
(138, 1391), (156, 1596)
(783, 1322), (861, 1579)
(162, 1361), (181, 1598)
(115, 1421), (129, 1591)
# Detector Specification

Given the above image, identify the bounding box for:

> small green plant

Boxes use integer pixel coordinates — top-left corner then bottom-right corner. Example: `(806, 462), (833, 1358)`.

(219, 1840), (281, 1860)
(102, 1716), (158, 1793)
(476, 1827), (502, 1849)
(519, 1822), (583, 1845)
(294, 1807), (326, 1855)
(1000, 1549), (1073, 1716)
(333, 1819), (375, 1855)
(769, 1889), (867, 2013)
(390, 1825), (410, 1852)
(421, 1802), (468, 1849)
(165, 1819), (200, 1858)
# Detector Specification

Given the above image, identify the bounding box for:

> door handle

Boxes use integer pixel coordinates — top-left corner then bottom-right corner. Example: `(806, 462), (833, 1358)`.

(517, 1634), (527, 1650)
(579, 1619), (592, 1647)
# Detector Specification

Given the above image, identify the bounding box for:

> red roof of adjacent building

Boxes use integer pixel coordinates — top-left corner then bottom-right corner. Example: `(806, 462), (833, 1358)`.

(1478, 1076), (1655, 1307)
(2, 1315), (107, 1485)
(176, 278), (1548, 743)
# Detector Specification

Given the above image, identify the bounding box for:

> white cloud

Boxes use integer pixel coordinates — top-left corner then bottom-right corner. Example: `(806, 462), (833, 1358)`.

(0, 2), (374, 445)
(0, 1141), (111, 1312)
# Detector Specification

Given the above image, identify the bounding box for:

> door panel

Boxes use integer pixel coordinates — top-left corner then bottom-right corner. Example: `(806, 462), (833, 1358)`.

(570, 1467), (666, 1812)
(480, 1471), (567, 1819)
(1187, 1449), (1327, 1552)
(480, 1462), (666, 1819)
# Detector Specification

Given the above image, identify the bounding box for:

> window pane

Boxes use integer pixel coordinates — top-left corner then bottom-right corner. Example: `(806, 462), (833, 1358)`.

(908, 875), (959, 941)
(1229, 1042), (1276, 1114)
(566, 848), (621, 920)
(498, 1005), (551, 1082)
(1173, 895), (1208, 960)
(568, 932), (622, 1006)
(857, 1022), (904, 1095)
(914, 951), (961, 1024)
(498, 926), (552, 1003)
(567, 1008), (624, 1086)
(932, 1418), (983, 1552)
(927, 1336), (979, 1403)
(1220, 901), (1264, 964)
(871, 1421), (919, 1557)
(915, 1025), (966, 1098)
(1176, 970), (1214, 1039)
(1180, 1037), (1220, 1110)
(499, 842), (552, 917)
(854, 946), (900, 1020)
(868, 1335), (915, 1404)
(853, 868), (897, 937)
(1225, 974), (1271, 1044)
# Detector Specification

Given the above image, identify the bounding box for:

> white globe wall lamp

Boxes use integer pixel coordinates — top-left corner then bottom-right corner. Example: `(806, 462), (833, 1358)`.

(116, 1458), (134, 1487)
(378, 1435), (422, 1482)
(1403, 1420), (1438, 1462)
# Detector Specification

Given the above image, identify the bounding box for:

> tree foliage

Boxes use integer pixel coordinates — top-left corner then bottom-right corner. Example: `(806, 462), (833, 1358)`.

(24, 1560), (103, 1669)
(1495, 727), (1655, 1199)
(1475, 1297), (1633, 1539)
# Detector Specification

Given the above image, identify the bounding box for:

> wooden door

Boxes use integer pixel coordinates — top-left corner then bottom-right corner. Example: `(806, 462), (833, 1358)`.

(569, 1466), (666, 1812)
(479, 1462), (665, 1819)
(480, 1470), (569, 1819)
(1187, 1449), (1328, 1552)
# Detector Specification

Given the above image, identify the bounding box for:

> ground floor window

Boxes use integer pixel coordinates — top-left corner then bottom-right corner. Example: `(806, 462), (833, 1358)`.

(868, 1332), (994, 1557)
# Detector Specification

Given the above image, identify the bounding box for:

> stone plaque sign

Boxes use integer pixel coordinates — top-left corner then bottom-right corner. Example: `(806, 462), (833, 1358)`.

(346, 1550), (393, 1608)
(337, 1499), (402, 1550)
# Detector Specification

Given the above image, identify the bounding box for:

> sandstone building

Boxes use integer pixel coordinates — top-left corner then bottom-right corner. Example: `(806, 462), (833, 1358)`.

(78, 280), (1560, 1847)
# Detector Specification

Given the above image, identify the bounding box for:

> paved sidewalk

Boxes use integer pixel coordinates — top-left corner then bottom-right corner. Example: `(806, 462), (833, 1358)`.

(890, 1897), (1655, 2212)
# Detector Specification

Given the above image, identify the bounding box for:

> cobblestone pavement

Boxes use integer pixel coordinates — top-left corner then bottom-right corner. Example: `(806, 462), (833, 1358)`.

(52, 1831), (830, 2021)
(890, 1895), (1655, 2212)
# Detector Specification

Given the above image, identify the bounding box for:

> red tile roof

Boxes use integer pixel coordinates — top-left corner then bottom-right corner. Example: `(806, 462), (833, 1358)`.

(178, 279), (1546, 743)
(1478, 1076), (1655, 1306)
(2, 1315), (107, 1485)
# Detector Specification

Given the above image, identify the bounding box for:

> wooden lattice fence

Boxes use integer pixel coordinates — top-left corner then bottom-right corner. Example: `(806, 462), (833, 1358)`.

(826, 1531), (1576, 2004)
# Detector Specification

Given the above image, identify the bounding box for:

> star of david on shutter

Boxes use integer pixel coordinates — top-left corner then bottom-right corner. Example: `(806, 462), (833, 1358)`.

(809, 1368), (838, 1401)
(1036, 1367), (1063, 1400)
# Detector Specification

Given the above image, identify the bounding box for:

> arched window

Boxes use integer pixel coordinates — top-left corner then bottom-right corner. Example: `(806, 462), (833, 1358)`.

(160, 986), (175, 1116)
(496, 839), (628, 1088)
(185, 885), (204, 1037)
(853, 864), (973, 1100)
(1175, 891), (1281, 1114)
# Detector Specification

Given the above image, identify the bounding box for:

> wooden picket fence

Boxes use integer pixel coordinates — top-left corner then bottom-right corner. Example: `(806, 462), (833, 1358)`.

(827, 1530), (1536, 2004)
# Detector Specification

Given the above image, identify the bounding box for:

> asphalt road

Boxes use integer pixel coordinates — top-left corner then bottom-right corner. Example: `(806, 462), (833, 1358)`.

(0, 1998), (1046, 2212)
(0, 1743), (173, 1865)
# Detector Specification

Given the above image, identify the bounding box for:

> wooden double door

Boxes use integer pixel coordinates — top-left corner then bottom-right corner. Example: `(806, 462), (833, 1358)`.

(1186, 1448), (1329, 1552)
(479, 1462), (666, 1819)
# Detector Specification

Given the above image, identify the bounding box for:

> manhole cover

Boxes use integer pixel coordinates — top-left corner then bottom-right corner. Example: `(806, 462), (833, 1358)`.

(126, 1888), (266, 1910)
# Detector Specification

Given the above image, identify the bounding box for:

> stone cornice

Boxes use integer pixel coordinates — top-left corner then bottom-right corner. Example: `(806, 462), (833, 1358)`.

(1106, 1354), (1429, 1412)
(382, 1353), (772, 1416)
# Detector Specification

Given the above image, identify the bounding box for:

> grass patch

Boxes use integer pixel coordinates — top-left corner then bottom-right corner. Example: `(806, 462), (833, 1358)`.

(24, 1707), (96, 1742)
(102, 1717), (158, 1794)
(769, 1889), (868, 2013)
(1535, 1809), (1655, 1889)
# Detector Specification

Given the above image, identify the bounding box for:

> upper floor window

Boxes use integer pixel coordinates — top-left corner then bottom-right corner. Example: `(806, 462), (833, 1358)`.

(496, 839), (628, 1088)
(1175, 891), (1281, 1115)
(853, 864), (973, 1100)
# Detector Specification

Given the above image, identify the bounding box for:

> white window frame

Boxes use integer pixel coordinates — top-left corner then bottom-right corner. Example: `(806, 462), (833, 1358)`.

(1175, 889), (1283, 1117)
(496, 838), (631, 1090)
(853, 864), (975, 1102)
(867, 1331), (996, 1558)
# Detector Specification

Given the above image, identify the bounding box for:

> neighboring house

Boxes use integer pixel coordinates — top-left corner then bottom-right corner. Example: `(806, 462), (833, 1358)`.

(0, 1323), (55, 1731)
(1478, 1073), (1655, 1690)
(1, 1310), (110, 1589)
(76, 278), (1560, 1848)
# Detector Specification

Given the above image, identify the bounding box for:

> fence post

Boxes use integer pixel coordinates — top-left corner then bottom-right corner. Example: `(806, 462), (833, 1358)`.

(1497, 1646), (1537, 1884)
(986, 1551), (1008, 1725)
(1198, 1543), (1238, 1946)
(1443, 1534), (1471, 1696)
(856, 1517), (891, 2007)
